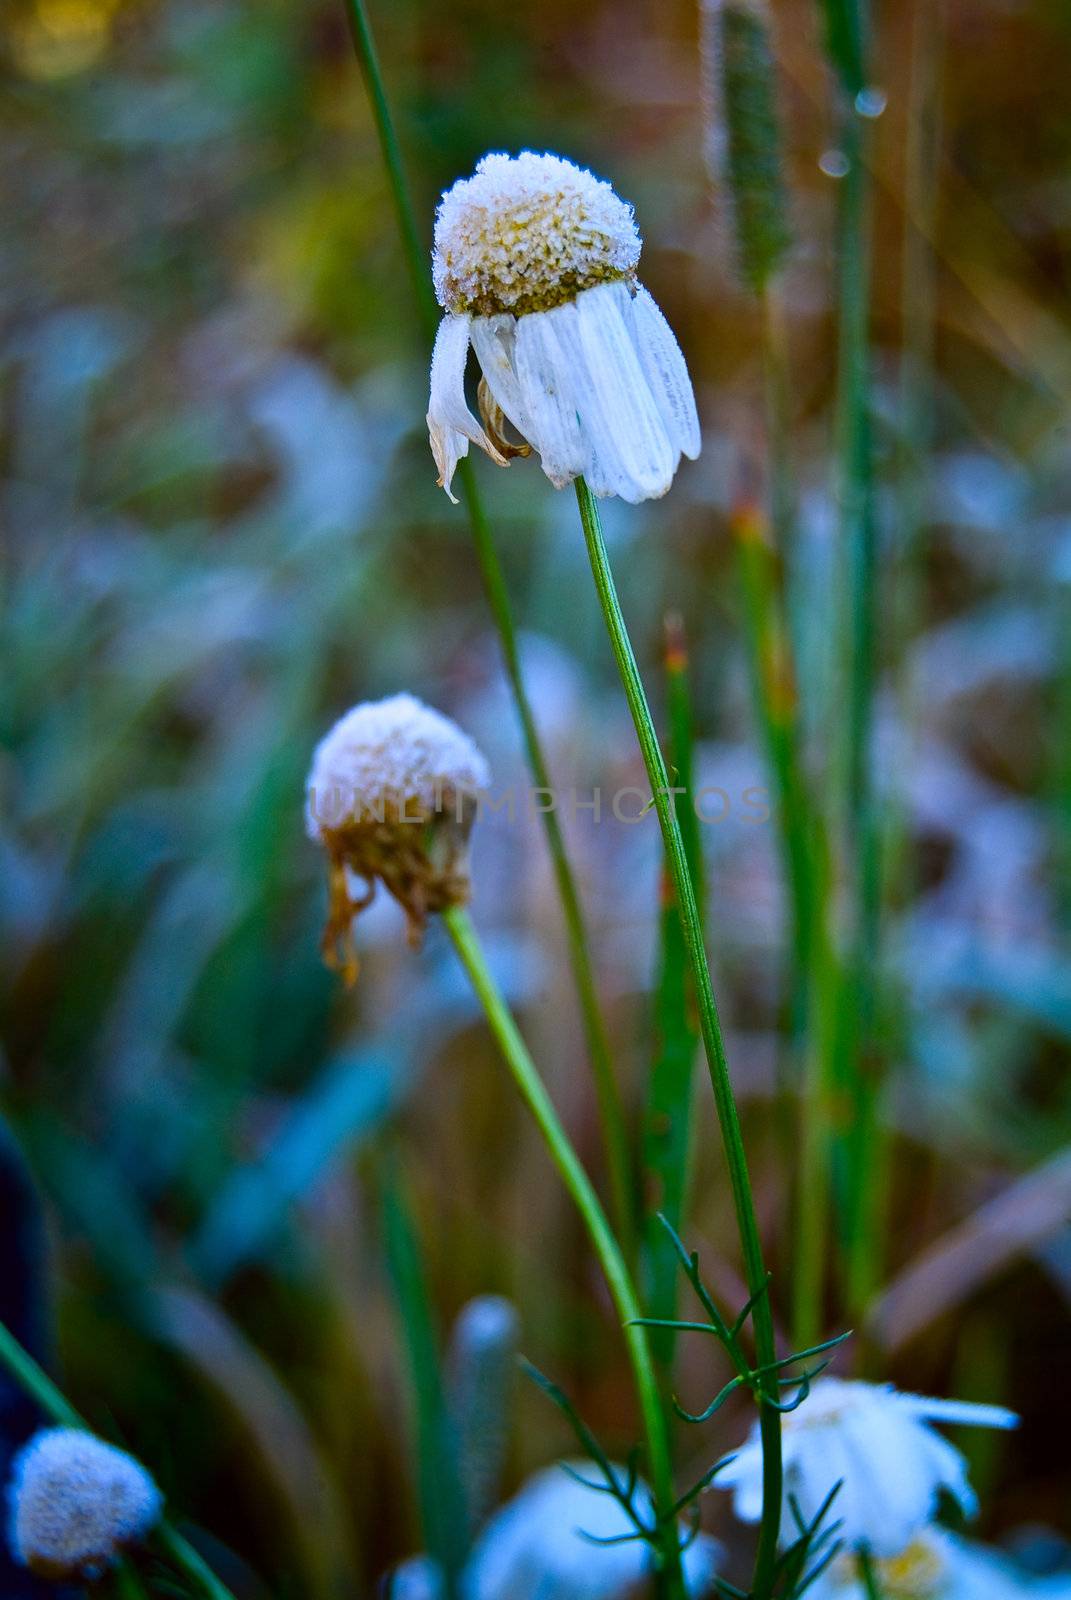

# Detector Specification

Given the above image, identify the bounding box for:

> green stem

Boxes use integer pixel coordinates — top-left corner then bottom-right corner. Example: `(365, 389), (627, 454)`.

(759, 287), (796, 563)
(0, 1319), (236, 1600)
(442, 906), (685, 1599)
(573, 480), (782, 1600)
(731, 507), (815, 1048)
(836, 96), (883, 1327)
(339, 0), (635, 1260)
(859, 1546), (884, 1600)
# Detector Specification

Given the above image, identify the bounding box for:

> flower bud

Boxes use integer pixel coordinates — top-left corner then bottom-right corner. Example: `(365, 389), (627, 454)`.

(8, 1428), (162, 1581)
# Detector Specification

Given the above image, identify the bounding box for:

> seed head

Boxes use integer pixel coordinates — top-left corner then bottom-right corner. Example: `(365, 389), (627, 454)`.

(448, 1296), (520, 1530)
(306, 694), (491, 981)
(702, 0), (791, 293)
(8, 1428), (162, 1581)
(432, 151), (641, 318)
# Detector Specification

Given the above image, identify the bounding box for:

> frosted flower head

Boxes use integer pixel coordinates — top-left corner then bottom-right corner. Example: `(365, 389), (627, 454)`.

(306, 693), (490, 980)
(467, 1462), (721, 1598)
(433, 152), (641, 318)
(8, 1427), (162, 1581)
(427, 151), (700, 505)
(716, 1377), (1018, 1559)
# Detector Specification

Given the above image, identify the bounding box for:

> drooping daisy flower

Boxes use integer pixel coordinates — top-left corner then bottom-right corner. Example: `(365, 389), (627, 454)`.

(466, 1462), (721, 1599)
(807, 1526), (1071, 1600)
(8, 1428), (162, 1580)
(427, 151), (701, 505)
(716, 1377), (1017, 1558)
(305, 693), (490, 980)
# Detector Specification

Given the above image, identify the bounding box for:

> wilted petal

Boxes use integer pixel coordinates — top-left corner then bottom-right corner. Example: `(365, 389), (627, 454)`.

(513, 309), (587, 489)
(554, 282), (676, 503)
(469, 315), (537, 446)
(627, 284), (701, 461)
(427, 313), (505, 502)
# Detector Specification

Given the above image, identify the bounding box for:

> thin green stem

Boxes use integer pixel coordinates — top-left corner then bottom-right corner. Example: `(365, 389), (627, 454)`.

(858, 1546), (884, 1600)
(759, 287), (796, 564)
(0, 1319), (236, 1600)
(642, 619), (703, 1375)
(339, 0), (635, 1259)
(442, 906), (685, 1599)
(835, 94), (882, 1329)
(340, 0), (437, 332)
(849, 0), (945, 1334)
(573, 480), (782, 1600)
(731, 505), (815, 1046)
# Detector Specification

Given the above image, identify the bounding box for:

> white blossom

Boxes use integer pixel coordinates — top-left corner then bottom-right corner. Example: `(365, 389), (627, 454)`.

(716, 1377), (1017, 1558)
(8, 1427), (162, 1580)
(427, 152), (700, 505)
(806, 1527), (1071, 1600)
(465, 1461), (720, 1599)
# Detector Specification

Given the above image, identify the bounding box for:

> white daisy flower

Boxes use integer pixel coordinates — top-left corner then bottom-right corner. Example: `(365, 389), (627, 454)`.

(305, 693), (490, 978)
(806, 1526), (1071, 1600)
(427, 151), (701, 505)
(716, 1377), (1018, 1558)
(8, 1427), (162, 1581)
(466, 1462), (721, 1599)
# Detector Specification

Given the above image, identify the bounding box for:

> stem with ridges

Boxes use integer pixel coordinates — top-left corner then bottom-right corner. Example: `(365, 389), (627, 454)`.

(339, 0), (635, 1259)
(442, 905), (685, 1599)
(573, 479), (782, 1599)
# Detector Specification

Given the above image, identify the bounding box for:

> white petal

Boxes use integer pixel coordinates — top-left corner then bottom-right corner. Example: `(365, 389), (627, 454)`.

(715, 1435), (765, 1524)
(552, 281), (677, 503)
(469, 314), (537, 444)
(898, 1393), (1019, 1431)
(627, 284), (702, 461)
(426, 313), (505, 502)
(914, 1423), (978, 1522)
(513, 309), (587, 488)
(838, 1400), (933, 1556)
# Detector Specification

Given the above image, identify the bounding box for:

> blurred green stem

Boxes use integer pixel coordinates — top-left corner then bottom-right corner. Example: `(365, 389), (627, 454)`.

(340, 0), (635, 1261)
(859, 1547), (884, 1599)
(573, 479), (783, 1600)
(852, 0), (946, 1332)
(0, 1319), (236, 1600)
(382, 1169), (469, 1595)
(835, 91), (883, 1330)
(760, 288), (795, 561)
(442, 905), (685, 1599)
(642, 618), (703, 1374)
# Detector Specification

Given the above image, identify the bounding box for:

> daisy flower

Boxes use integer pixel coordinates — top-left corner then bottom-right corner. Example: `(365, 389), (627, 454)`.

(716, 1376), (1017, 1558)
(807, 1526), (1071, 1600)
(466, 1462), (720, 1599)
(427, 151), (700, 505)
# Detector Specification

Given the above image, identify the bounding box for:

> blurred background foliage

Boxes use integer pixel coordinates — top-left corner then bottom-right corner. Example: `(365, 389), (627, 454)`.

(2, 0), (1070, 1593)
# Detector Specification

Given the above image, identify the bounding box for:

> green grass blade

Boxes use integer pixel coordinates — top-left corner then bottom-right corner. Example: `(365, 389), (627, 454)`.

(382, 1165), (469, 1593)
